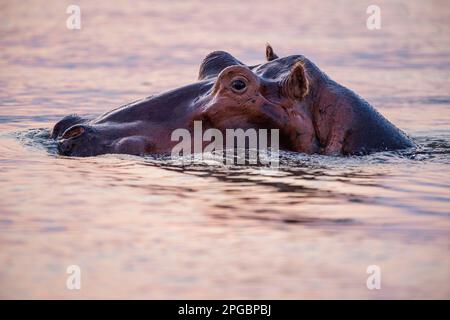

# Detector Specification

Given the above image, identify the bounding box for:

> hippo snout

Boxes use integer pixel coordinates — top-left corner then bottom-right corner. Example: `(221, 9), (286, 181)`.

(57, 125), (103, 157)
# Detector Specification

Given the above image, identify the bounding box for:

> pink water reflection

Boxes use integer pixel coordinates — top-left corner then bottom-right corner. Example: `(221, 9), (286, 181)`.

(0, 0), (449, 299)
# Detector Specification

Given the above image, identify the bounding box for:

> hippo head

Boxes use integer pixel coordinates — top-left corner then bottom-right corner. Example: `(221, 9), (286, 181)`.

(192, 51), (309, 133)
(53, 45), (317, 157)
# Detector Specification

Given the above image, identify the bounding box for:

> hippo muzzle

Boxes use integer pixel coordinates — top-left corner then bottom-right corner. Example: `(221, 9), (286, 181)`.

(57, 125), (107, 157)
(57, 123), (155, 157)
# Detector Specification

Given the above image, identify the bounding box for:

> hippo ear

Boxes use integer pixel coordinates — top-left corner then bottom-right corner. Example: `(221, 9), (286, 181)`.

(281, 61), (309, 100)
(198, 51), (245, 80)
(265, 43), (279, 61)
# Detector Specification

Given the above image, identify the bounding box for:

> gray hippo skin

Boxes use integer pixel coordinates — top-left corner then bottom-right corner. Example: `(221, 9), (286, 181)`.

(52, 44), (414, 157)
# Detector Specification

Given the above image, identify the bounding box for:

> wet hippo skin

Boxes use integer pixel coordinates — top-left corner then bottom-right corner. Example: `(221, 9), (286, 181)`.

(52, 44), (414, 157)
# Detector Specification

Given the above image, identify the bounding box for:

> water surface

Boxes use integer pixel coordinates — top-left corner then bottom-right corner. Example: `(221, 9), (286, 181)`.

(0, 0), (449, 298)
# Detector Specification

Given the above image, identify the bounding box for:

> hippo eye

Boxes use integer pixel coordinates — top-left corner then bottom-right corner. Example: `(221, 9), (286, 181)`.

(230, 78), (247, 93)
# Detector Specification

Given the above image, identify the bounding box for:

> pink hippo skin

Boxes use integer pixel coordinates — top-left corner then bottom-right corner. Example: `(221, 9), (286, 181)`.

(52, 44), (414, 157)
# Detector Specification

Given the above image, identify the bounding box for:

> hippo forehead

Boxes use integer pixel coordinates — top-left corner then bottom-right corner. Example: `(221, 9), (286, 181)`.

(252, 55), (306, 80)
(199, 51), (305, 81)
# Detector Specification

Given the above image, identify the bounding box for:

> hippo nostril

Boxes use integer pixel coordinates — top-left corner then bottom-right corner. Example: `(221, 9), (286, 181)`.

(51, 114), (87, 139)
(61, 125), (86, 140)
(57, 125), (100, 156)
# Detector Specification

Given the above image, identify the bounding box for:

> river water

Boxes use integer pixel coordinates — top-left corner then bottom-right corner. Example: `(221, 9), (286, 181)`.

(0, 0), (449, 298)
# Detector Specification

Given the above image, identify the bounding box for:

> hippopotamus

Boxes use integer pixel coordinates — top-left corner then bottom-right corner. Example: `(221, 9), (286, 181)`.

(52, 44), (414, 157)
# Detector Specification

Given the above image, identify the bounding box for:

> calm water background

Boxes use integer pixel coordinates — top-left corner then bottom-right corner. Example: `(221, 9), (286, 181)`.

(0, 0), (449, 298)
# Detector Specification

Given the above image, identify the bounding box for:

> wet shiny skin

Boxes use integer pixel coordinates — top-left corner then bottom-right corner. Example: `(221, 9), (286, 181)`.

(0, 0), (449, 298)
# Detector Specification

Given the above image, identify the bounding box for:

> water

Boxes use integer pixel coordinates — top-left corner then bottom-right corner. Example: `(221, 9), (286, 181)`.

(0, 0), (449, 299)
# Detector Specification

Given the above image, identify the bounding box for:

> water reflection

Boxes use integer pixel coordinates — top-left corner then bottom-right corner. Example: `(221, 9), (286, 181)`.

(1, 0), (449, 299)
(12, 127), (450, 229)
